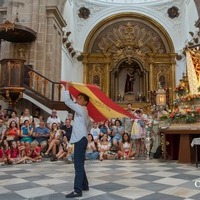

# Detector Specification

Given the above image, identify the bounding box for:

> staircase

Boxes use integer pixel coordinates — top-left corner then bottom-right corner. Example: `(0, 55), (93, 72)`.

(23, 65), (68, 110)
(0, 59), (70, 113)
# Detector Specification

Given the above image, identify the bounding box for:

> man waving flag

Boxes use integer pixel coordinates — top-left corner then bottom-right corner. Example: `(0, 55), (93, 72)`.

(61, 81), (136, 122)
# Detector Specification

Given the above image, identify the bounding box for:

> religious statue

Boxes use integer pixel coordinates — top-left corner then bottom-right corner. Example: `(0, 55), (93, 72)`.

(124, 70), (135, 93)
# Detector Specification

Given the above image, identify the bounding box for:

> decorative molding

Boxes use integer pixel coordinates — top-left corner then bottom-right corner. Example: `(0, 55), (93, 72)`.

(0, 20), (15, 31)
(75, 0), (108, 32)
(46, 6), (67, 28)
(78, 7), (90, 19)
(94, 21), (166, 70)
(167, 6), (179, 19)
(151, 0), (184, 43)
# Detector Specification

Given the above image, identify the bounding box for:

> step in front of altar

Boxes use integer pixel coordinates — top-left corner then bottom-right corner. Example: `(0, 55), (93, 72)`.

(167, 122), (200, 131)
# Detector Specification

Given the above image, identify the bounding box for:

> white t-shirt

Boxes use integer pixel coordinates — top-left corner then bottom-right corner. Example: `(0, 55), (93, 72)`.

(46, 116), (61, 127)
(90, 127), (100, 140)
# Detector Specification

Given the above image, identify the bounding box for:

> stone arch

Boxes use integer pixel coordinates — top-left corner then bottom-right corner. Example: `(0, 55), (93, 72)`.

(84, 13), (174, 54)
(82, 13), (176, 102)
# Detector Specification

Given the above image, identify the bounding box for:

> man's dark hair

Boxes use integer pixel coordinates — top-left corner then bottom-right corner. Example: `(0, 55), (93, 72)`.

(78, 93), (89, 105)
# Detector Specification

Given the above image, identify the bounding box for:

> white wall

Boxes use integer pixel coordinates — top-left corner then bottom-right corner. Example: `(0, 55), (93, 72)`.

(175, 0), (198, 84)
(62, 0), (199, 86)
(61, 0), (83, 84)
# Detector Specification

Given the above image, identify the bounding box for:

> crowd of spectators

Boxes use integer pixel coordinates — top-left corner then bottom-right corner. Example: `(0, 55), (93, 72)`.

(0, 103), (161, 165)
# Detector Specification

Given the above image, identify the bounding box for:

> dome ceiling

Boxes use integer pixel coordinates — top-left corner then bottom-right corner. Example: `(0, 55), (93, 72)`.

(89, 0), (169, 5)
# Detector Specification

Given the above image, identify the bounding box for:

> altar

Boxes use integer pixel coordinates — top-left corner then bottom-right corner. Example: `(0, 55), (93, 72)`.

(160, 123), (200, 164)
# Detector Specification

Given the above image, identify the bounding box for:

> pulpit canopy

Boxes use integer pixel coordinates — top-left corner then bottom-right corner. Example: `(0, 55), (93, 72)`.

(0, 20), (36, 43)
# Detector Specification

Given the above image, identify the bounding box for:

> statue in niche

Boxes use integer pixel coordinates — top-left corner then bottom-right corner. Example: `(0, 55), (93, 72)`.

(159, 75), (166, 89)
(124, 70), (135, 93)
(93, 75), (100, 86)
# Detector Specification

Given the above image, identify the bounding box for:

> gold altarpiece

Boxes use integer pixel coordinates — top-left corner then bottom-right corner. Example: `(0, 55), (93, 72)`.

(82, 13), (176, 109)
(82, 53), (176, 106)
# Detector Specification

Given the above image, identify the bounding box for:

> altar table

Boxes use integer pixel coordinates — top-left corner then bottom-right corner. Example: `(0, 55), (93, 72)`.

(160, 123), (200, 163)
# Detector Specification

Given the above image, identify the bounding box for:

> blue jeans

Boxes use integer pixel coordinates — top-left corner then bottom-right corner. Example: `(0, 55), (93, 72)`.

(74, 137), (88, 193)
(85, 151), (99, 160)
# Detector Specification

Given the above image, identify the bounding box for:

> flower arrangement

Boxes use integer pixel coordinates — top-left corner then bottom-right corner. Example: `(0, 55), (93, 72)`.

(173, 93), (200, 104)
(169, 105), (200, 123)
(157, 105), (200, 124)
(174, 81), (189, 97)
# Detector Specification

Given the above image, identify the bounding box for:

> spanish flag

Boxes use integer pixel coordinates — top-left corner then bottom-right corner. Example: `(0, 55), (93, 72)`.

(62, 81), (136, 122)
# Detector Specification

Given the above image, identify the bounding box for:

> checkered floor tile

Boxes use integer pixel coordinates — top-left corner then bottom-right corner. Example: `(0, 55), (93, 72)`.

(0, 159), (200, 199)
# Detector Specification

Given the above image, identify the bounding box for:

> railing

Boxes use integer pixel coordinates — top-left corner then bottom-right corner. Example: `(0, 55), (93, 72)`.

(23, 65), (62, 102)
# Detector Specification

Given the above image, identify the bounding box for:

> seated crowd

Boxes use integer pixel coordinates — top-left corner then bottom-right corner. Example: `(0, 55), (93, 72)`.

(0, 105), (160, 165)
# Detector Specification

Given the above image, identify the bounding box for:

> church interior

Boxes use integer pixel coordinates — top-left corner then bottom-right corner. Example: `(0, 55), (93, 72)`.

(0, 0), (199, 118)
(1, 0), (200, 199)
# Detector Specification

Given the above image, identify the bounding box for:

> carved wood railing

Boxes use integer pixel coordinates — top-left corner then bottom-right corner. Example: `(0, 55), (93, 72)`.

(23, 65), (62, 102)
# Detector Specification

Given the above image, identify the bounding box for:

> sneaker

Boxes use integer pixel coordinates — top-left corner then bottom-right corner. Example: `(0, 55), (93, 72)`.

(65, 191), (82, 198)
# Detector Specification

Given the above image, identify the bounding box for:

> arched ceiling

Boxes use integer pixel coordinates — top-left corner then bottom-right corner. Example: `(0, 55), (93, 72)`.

(85, 13), (174, 55)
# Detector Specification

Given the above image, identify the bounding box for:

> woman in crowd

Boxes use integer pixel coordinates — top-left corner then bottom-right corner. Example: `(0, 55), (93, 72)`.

(85, 134), (99, 160)
(131, 109), (147, 157)
(99, 120), (113, 141)
(117, 132), (135, 160)
(20, 108), (33, 126)
(51, 135), (73, 161)
(44, 122), (62, 156)
(20, 120), (34, 143)
(98, 134), (111, 161)
(8, 111), (19, 128)
(5, 120), (20, 141)
(111, 119), (124, 149)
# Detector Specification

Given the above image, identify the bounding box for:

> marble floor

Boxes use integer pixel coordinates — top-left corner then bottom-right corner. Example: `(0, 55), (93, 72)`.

(0, 158), (200, 200)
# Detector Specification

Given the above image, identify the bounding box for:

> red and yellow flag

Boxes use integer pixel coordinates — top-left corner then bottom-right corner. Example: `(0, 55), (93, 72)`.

(64, 82), (135, 122)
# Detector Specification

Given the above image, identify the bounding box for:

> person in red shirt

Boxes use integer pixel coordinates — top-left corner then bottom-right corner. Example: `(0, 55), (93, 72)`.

(27, 143), (42, 162)
(17, 140), (26, 157)
(1, 139), (12, 165)
(10, 140), (27, 164)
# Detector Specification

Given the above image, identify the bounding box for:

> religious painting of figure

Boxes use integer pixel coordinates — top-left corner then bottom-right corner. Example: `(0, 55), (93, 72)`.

(124, 70), (135, 93)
